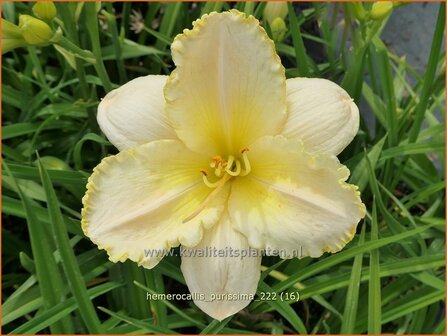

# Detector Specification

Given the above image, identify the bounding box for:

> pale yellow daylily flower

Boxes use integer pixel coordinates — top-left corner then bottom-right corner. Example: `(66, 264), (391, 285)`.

(82, 10), (366, 321)
(263, 2), (288, 26)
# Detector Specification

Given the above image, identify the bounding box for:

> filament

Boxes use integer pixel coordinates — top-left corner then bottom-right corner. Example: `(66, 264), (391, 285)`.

(240, 149), (251, 176)
(226, 159), (241, 176)
(183, 174), (232, 223)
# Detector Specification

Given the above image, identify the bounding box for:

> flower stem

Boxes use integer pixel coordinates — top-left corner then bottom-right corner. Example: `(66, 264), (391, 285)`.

(27, 46), (57, 102)
(56, 37), (96, 64)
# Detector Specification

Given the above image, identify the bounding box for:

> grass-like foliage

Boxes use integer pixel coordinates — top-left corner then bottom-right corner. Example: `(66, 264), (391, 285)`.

(2, 1), (445, 334)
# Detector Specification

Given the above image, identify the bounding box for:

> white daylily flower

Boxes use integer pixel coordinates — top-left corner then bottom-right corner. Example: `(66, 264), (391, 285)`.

(82, 10), (366, 321)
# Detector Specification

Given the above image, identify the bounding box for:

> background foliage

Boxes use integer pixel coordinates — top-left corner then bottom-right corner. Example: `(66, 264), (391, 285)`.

(2, 1), (445, 334)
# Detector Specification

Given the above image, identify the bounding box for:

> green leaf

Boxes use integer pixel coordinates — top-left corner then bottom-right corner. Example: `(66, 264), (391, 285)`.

(287, 2), (310, 77)
(258, 281), (307, 334)
(340, 225), (365, 333)
(2, 122), (74, 140)
(371, 37), (398, 146)
(380, 141), (445, 161)
(144, 269), (168, 328)
(38, 158), (103, 333)
(2, 161), (74, 334)
(73, 132), (110, 170)
(101, 38), (167, 60)
(6, 163), (87, 184)
(408, 3), (445, 142)
(54, 44), (77, 70)
(133, 281), (207, 329)
(2, 175), (46, 202)
(273, 223), (438, 293)
(99, 307), (177, 334)
(10, 282), (122, 334)
(368, 201), (382, 334)
(349, 135), (387, 191)
(297, 254), (444, 300)
(200, 317), (231, 334)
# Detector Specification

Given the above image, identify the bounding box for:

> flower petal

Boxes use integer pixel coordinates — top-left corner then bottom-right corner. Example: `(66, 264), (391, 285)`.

(97, 75), (177, 151)
(282, 78), (360, 155)
(165, 10), (286, 156)
(229, 135), (366, 258)
(181, 211), (261, 321)
(82, 140), (228, 269)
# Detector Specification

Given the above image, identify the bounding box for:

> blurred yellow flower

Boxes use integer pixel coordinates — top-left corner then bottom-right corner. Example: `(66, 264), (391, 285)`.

(32, 1), (57, 21)
(18, 14), (54, 46)
(371, 1), (394, 20)
(263, 2), (288, 25)
(82, 10), (365, 320)
(270, 16), (287, 42)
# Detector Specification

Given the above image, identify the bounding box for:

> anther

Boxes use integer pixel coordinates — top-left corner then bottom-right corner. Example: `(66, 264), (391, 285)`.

(240, 149), (251, 176)
(211, 155), (222, 166)
(202, 149), (251, 189)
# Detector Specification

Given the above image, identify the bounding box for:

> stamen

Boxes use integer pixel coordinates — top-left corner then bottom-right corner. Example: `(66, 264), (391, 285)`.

(183, 174), (232, 223)
(202, 171), (223, 188)
(210, 155), (222, 169)
(226, 155), (235, 170)
(240, 149), (251, 176)
(190, 149), (251, 223)
(226, 159), (241, 176)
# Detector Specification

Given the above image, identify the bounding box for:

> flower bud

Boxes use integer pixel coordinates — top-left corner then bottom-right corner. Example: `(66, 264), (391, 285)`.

(350, 3), (366, 21)
(32, 1), (57, 21)
(270, 17), (287, 43)
(2, 19), (27, 54)
(18, 14), (54, 46)
(37, 156), (71, 171)
(370, 2), (393, 20)
(263, 2), (288, 26)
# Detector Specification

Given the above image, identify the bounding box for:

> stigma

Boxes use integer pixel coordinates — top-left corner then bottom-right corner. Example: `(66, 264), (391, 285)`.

(202, 149), (251, 188)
